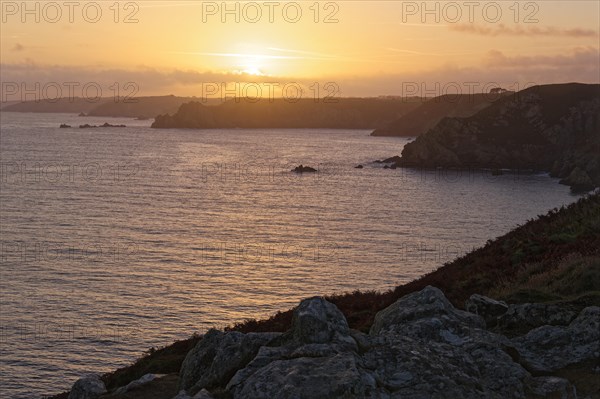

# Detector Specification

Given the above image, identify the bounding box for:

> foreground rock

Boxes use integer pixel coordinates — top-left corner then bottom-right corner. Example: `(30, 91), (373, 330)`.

(225, 297), (374, 398)
(68, 375), (106, 399)
(172, 389), (214, 399)
(113, 373), (160, 395)
(157, 286), (598, 398)
(366, 287), (527, 399)
(179, 329), (280, 392)
(512, 306), (600, 373)
(498, 303), (578, 332)
(464, 294), (508, 327)
(67, 287), (599, 399)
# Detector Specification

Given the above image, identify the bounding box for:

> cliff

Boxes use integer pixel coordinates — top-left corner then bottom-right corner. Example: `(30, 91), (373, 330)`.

(151, 98), (422, 129)
(371, 91), (513, 137)
(396, 83), (600, 192)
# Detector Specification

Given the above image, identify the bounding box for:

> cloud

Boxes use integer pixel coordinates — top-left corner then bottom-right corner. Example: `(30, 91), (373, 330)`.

(12, 43), (24, 52)
(450, 24), (598, 38)
(329, 47), (600, 96)
(1, 47), (598, 98)
(483, 47), (599, 68)
(0, 63), (318, 99)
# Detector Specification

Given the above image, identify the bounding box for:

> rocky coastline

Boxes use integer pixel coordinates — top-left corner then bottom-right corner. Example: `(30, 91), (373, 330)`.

(65, 287), (599, 399)
(370, 91), (513, 137)
(384, 83), (600, 193)
(53, 194), (600, 399)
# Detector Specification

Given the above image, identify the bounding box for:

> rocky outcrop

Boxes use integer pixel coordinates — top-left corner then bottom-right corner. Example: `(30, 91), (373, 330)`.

(525, 376), (577, 398)
(465, 294), (580, 333)
(512, 306), (599, 373)
(225, 297), (375, 398)
(66, 287), (599, 399)
(113, 373), (160, 395)
(161, 287), (599, 399)
(559, 166), (596, 193)
(178, 329), (280, 392)
(498, 303), (578, 332)
(67, 375), (106, 399)
(370, 286), (485, 336)
(172, 389), (215, 399)
(465, 294), (508, 327)
(393, 83), (600, 192)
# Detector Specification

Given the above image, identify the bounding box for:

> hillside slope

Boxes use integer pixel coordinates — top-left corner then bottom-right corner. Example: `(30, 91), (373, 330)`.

(371, 91), (512, 136)
(398, 83), (600, 192)
(151, 98), (422, 129)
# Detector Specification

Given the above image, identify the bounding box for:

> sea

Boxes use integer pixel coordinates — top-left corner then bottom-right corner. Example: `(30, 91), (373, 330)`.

(0, 111), (580, 398)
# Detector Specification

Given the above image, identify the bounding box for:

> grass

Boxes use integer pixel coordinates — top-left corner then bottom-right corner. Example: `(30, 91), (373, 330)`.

(48, 192), (600, 398)
(490, 254), (600, 301)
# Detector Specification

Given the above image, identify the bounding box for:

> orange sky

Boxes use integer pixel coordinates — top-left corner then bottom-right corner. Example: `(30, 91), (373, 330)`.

(1, 1), (599, 98)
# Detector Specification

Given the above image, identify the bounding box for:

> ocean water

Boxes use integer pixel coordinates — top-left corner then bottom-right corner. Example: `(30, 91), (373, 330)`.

(0, 112), (579, 398)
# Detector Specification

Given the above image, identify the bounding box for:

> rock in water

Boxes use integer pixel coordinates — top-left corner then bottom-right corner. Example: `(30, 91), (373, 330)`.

(292, 165), (318, 173)
(68, 375), (106, 399)
(559, 166), (595, 193)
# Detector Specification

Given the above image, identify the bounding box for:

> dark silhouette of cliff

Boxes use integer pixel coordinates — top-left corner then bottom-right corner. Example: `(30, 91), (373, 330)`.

(371, 91), (513, 136)
(397, 83), (600, 192)
(151, 98), (422, 129)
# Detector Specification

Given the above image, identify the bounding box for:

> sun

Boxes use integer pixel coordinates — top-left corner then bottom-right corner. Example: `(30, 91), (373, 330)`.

(239, 56), (266, 76)
(242, 65), (264, 76)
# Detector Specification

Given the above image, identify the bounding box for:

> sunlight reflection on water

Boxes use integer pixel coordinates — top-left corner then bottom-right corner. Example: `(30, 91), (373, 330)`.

(0, 112), (579, 397)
